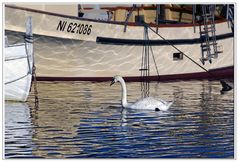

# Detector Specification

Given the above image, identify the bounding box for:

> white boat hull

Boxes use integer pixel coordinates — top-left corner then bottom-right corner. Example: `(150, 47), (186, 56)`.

(4, 5), (234, 81)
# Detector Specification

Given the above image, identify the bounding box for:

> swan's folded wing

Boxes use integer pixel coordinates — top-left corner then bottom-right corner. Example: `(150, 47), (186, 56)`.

(130, 97), (165, 110)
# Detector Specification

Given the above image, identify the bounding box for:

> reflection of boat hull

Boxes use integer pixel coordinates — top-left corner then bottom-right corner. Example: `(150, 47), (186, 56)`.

(5, 5), (234, 81)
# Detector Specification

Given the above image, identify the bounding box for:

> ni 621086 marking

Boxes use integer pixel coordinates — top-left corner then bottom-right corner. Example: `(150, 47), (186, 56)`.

(56, 20), (92, 35)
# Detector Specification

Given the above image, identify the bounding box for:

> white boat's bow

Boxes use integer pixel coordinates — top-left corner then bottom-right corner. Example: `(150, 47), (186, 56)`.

(5, 17), (34, 102)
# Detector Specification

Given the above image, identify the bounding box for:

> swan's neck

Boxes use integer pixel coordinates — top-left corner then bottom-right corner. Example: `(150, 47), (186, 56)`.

(119, 78), (128, 107)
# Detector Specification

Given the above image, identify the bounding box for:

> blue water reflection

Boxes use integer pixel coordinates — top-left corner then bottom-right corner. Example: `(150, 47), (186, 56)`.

(5, 80), (234, 158)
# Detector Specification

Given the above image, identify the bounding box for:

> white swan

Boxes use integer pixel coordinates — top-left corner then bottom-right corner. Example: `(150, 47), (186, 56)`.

(110, 75), (173, 111)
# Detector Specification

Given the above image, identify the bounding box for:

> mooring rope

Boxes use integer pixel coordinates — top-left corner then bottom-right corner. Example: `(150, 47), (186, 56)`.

(25, 34), (39, 107)
(32, 64), (39, 108)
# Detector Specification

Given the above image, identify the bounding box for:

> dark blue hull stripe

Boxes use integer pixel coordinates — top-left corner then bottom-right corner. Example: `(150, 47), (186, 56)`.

(96, 33), (233, 46)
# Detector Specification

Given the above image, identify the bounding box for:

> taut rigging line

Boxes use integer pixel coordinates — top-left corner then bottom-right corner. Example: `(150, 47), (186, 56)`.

(143, 22), (232, 93)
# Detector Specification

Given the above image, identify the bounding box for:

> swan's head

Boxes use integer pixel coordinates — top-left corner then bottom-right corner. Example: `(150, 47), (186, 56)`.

(110, 75), (122, 86)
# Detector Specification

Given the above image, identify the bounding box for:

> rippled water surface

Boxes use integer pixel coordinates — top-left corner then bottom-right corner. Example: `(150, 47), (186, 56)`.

(5, 80), (234, 158)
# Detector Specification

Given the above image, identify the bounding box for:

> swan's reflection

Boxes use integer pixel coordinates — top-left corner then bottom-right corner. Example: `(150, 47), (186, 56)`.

(119, 106), (171, 128)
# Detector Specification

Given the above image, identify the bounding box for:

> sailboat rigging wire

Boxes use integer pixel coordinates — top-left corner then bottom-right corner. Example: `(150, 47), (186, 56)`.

(145, 27), (160, 79)
(143, 23), (232, 91)
(145, 23), (211, 75)
(140, 26), (150, 98)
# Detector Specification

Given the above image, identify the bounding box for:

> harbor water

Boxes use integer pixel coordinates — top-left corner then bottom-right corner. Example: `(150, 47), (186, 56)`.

(4, 80), (234, 158)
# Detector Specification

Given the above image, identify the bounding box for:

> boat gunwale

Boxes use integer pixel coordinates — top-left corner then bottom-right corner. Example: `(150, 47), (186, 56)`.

(5, 4), (228, 28)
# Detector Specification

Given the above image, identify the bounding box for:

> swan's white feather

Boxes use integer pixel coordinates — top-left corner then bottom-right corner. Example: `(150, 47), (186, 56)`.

(126, 97), (172, 111)
(111, 75), (173, 111)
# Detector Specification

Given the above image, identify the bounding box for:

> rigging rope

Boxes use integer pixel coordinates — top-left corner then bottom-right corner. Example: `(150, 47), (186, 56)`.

(145, 29), (160, 79)
(143, 22), (232, 92)
(140, 26), (150, 98)
(140, 26), (162, 98)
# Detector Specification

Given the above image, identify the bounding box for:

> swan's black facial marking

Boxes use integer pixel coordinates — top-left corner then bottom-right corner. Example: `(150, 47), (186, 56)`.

(155, 108), (160, 111)
(110, 80), (115, 86)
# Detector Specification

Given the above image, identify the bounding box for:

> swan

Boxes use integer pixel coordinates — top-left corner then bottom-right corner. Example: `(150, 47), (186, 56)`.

(110, 75), (173, 111)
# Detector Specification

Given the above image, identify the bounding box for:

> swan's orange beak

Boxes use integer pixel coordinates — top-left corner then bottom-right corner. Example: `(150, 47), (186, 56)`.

(110, 80), (115, 86)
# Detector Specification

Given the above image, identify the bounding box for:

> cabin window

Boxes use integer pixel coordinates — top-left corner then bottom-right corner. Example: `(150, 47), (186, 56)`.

(173, 52), (183, 61)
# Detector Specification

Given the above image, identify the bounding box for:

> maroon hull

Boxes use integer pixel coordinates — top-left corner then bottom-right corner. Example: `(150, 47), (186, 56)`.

(36, 66), (233, 82)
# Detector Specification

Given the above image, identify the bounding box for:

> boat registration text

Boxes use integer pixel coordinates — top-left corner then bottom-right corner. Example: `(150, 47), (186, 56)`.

(56, 20), (92, 35)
